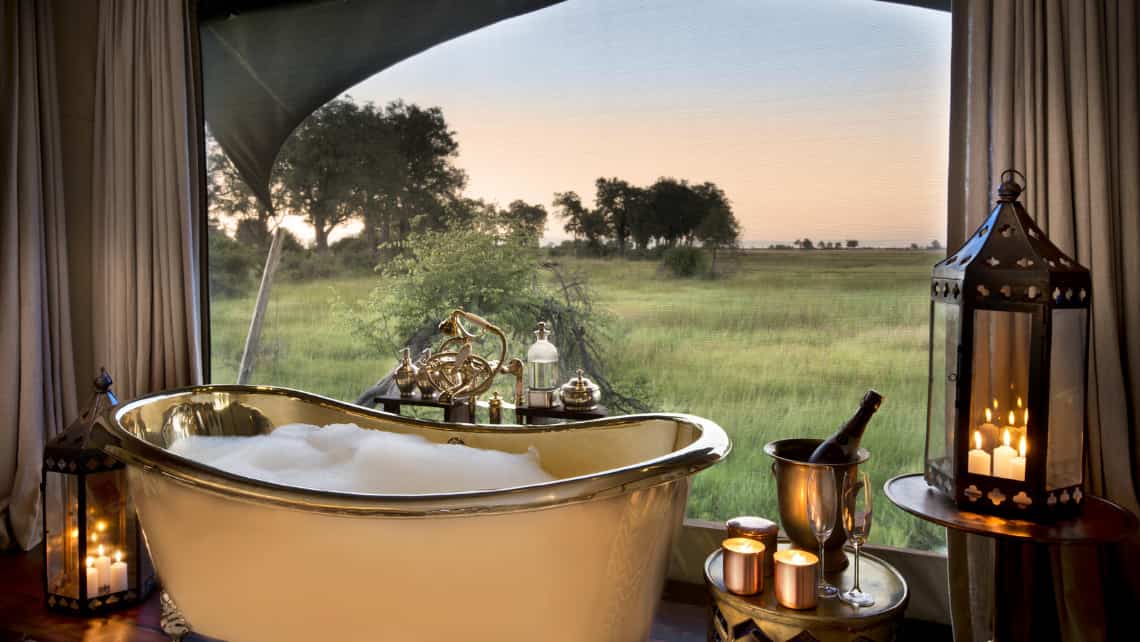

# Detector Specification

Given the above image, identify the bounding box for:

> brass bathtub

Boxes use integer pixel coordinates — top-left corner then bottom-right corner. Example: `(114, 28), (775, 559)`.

(99, 385), (730, 642)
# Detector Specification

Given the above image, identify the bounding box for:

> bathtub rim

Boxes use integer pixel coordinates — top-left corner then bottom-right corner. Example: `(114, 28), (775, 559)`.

(99, 384), (731, 517)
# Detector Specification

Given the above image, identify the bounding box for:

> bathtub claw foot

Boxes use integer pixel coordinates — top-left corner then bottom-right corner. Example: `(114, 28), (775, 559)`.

(160, 591), (193, 641)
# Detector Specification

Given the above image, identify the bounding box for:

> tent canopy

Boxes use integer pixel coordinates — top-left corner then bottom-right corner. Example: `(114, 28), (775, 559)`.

(201, 0), (563, 209)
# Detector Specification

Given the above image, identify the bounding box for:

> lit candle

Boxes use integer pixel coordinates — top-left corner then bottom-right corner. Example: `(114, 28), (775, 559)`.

(110, 550), (128, 593)
(774, 549), (818, 610)
(1009, 436), (1027, 482)
(993, 428), (1018, 479)
(977, 408), (999, 451)
(722, 538), (764, 595)
(968, 431), (992, 475)
(85, 556), (99, 596)
(94, 544), (111, 595)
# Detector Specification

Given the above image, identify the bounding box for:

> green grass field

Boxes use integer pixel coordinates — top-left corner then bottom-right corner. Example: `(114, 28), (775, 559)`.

(210, 249), (945, 551)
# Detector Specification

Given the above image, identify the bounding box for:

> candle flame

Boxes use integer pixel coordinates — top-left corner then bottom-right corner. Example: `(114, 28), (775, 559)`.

(114, 550), (123, 563)
(69, 528), (78, 539)
(1017, 396), (1023, 408)
(96, 520), (107, 532)
(791, 552), (807, 564)
(1008, 411), (1016, 426)
(974, 430), (983, 450)
(985, 408), (992, 423)
(1024, 409), (1029, 425)
(1019, 435), (1027, 458)
(993, 398), (999, 410)
(97, 544), (104, 557)
(1003, 429), (1011, 448)
(85, 556), (94, 568)
(90, 533), (98, 543)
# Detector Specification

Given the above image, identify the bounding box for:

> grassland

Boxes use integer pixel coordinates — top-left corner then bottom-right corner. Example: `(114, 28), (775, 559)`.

(210, 249), (945, 551)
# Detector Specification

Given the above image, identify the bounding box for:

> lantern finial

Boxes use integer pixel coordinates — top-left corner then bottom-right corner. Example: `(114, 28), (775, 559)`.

(94, 367), (113, 393)
(997, 169), (1025, 202)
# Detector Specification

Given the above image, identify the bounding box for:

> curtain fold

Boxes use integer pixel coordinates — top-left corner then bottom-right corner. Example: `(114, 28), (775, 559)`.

(0, 0), (79, 551)
(92, 0), (204, 400)
(947, 1), (1140, 640)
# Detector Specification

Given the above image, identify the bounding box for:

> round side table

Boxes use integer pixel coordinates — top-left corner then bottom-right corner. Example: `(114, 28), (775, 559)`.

(705, 542), (908, 641)
(885, 473), (1139, 642)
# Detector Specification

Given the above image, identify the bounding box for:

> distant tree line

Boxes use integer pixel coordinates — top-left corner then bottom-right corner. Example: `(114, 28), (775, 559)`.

(551, 177), (741, 276)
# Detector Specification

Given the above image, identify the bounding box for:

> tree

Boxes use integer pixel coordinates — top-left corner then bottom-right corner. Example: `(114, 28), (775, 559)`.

(276, 98), (368, 252)
(500, 200), (548, 243)
(846, 239), (859, 248)
(800, 238), (815, 249)
(695, 203), (741, 276)
(554, 191), (609, 250)
(274, 97), (465, 254)
(648, 178), (706, 247)
(594, 177), (641, 255)
(928, 239), (943, 250)
(206, 130), (279, 247)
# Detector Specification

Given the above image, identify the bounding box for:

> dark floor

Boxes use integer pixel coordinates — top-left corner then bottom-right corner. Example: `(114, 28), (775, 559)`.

(2, 547), (948, 642)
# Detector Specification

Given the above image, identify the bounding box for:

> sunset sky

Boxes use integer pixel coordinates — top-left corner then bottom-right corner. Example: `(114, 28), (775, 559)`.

(343, 0), (951, 246)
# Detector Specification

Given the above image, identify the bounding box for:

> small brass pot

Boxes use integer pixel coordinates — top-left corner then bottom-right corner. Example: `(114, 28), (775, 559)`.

(764, 438), (868, 573)
(559, 369), (601, 410)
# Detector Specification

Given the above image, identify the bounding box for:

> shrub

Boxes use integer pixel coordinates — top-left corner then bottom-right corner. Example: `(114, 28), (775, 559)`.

(662, 246), (708, 278)
(207, 228), (260, 298)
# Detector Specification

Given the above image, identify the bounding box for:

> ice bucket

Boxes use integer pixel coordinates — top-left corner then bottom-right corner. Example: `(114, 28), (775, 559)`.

(764, 438), (869, 573)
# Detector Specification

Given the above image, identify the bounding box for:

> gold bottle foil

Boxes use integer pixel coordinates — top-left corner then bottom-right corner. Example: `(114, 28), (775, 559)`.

(774, 549), (818, 610)
(725, 516), (778, 576)
(721, 538), (764, 595)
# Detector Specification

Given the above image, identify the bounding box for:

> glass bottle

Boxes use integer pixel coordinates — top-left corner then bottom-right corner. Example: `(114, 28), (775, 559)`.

(526, 321), (559, 407)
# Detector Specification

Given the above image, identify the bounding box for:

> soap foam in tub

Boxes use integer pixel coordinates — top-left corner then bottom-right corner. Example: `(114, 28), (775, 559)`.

(169, 422), (555, 494)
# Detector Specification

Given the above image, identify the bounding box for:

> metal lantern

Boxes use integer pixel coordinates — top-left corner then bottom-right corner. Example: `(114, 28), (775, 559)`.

(925, 170), (1090, 520)
(41, 369), (155, 614)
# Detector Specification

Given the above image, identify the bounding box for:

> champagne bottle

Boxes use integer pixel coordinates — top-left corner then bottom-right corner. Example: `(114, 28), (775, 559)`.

(807, 390), (883, 463)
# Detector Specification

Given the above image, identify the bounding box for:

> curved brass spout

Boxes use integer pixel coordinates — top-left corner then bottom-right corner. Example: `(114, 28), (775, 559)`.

(425, 309), (509, 402)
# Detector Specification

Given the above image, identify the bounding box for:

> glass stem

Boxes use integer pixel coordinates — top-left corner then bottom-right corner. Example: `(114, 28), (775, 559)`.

(852, 543), (861, 592)
(818, 539), (826, 584)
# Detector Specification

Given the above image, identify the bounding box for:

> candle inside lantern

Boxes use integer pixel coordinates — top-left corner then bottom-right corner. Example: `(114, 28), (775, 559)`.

(773, 549), (818, 610)
(94, 544), (111, 595)
(968, 430), (992, 475)
(110, 550), (128, 593)
(722, 537), (764, 595)
(1009, 435), (1027, 482)
(993, 428), (1018, 480)
(977, 408), (999, 451)
(85, 556), (99, 596)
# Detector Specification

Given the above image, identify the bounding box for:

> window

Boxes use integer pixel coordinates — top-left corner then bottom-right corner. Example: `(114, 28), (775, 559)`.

(206, 0), (950, 551)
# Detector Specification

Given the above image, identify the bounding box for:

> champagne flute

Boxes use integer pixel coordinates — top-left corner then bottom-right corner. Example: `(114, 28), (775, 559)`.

(839, 470), (874, 607)
(806, 466), (838, 598)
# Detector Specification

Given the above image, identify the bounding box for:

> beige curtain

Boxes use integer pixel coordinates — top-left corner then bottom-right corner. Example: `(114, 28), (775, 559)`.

(0, 0), (78, 550)
(947, 1), (1140, 640)
(91, 0), (204, 400)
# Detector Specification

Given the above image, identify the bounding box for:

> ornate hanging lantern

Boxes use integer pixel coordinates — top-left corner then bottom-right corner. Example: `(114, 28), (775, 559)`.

(42, 369), (155, 614)
(925, 170), (1091, 520)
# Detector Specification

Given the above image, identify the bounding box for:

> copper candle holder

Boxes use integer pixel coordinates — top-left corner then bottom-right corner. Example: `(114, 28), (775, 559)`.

(773, 549), (818, 610)
(725, 516), (778, 576)
(721, 538), (764, 595)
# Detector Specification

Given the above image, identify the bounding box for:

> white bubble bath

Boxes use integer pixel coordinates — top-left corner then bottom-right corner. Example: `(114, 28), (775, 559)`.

(169, 422), (556, 494)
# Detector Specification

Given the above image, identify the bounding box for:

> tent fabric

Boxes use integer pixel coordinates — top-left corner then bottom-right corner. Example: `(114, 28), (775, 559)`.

(201, 0), (563, 209)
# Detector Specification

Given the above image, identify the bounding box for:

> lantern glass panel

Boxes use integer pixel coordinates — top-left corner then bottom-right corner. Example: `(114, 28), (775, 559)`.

(83, 469), (136, 594)
(926, 301), (958, 478)
(1046, 308), (1087, 490)
(44, 473), (80, 600)
(970, 309), (1032, 459)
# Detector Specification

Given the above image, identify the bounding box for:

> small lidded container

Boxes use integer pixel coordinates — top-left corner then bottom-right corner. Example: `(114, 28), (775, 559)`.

(559, 369), (601, 410)
(726, 516), (779, 576)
